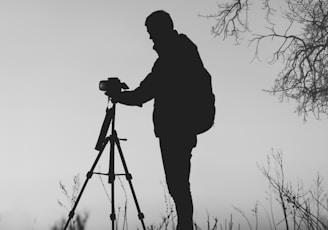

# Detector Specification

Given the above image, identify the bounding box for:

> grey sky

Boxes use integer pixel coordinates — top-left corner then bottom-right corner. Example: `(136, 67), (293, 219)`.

(1, 1), (327, 229)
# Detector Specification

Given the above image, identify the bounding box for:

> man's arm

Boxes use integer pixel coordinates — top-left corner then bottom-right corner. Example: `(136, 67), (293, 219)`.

(116, 73), (155, 107)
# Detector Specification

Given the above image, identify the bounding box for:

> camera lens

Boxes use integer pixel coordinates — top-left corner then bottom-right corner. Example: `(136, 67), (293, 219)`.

(99, 80), (108, 91)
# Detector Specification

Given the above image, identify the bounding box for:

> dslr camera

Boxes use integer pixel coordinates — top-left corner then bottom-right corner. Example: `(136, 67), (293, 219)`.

(99, 77), (129, 97)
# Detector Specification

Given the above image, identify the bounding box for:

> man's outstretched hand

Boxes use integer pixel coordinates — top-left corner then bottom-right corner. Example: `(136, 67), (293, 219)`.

(104, 91), (121, 104)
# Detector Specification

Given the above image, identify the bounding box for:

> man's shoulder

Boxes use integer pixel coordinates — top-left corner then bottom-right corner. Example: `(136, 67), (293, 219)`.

(177, 33), (197, 51)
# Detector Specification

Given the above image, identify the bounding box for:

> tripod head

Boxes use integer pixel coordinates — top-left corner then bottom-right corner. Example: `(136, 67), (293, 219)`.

(95, 77), (129, 150)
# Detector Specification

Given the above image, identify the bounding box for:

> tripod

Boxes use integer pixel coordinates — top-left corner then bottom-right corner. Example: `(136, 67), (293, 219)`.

(63, 101), (146, 230)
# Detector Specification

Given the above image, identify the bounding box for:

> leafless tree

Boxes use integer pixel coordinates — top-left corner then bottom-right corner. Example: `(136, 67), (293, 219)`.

(207, 0), (328, 120)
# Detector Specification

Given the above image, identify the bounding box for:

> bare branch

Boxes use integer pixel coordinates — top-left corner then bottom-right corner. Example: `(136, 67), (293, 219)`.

(204, 0), (250, 44)
(259, 150), (328, 230)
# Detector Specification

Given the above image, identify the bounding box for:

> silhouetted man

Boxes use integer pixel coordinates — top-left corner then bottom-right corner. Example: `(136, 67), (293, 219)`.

(113, 10), (208, 230)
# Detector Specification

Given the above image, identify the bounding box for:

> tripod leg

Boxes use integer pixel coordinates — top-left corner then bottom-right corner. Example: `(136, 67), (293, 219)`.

(62, 138), (109, 230)
(109, 134), (116, 230)
(113, 131), (146, 230)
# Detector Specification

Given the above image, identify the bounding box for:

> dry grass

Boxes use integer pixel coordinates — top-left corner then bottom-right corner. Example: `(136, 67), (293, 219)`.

(53, 150), (328, 230)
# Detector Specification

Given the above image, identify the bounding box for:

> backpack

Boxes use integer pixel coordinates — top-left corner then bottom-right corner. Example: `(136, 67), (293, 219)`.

(166, 33), (215, 135)
(193, 68), (216, 135)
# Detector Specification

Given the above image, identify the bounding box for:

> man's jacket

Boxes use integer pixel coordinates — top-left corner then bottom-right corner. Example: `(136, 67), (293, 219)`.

(120, 31), (206, 137)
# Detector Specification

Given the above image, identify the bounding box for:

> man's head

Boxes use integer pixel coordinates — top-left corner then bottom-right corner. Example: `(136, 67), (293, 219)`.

(145, 10), (174, 45)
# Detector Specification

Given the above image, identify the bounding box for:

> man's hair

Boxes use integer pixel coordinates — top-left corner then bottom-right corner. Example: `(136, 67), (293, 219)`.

(145, 10), (174, 31)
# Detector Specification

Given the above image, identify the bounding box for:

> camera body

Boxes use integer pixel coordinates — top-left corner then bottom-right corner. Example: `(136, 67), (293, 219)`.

(99, 77), (129, 96)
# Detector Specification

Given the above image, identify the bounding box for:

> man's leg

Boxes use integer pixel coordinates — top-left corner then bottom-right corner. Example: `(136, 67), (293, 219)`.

(159, 135), (196, 230)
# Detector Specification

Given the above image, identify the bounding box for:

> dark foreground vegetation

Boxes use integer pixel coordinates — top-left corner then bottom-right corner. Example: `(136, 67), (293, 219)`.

(51, 150), (328, 230)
